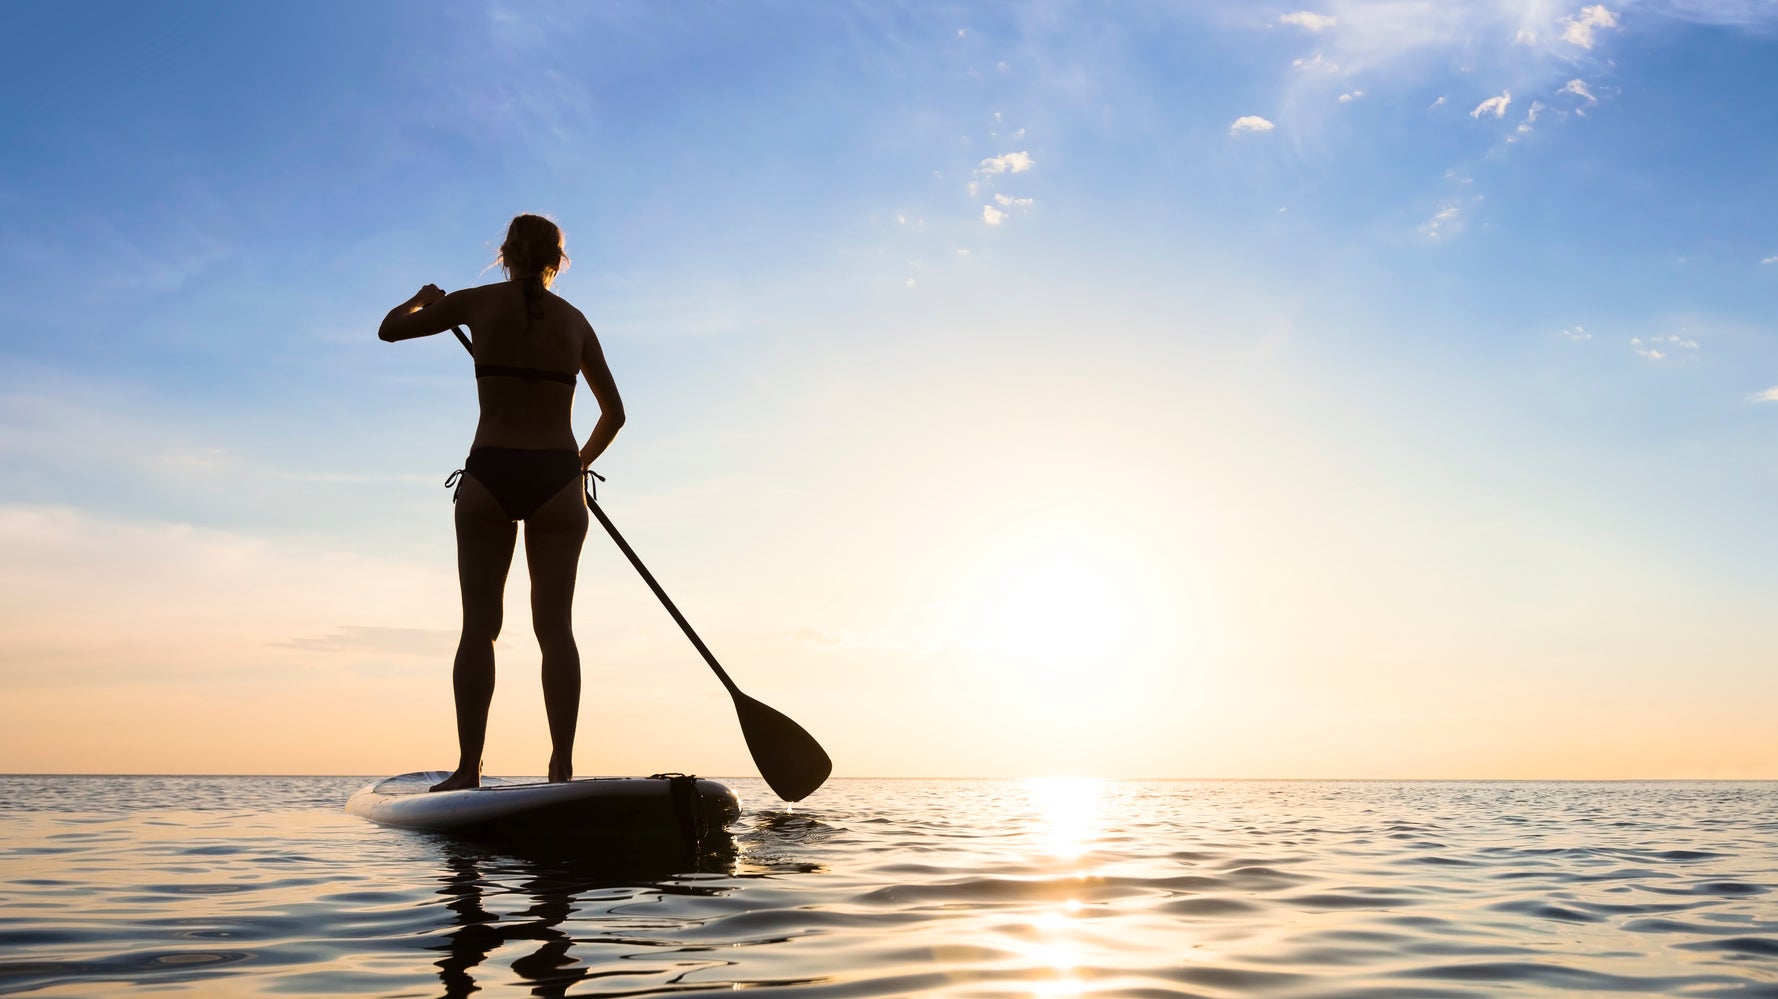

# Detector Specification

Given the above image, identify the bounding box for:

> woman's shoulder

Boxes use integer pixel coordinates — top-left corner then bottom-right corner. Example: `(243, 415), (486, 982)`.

(542, 291), (591, 328)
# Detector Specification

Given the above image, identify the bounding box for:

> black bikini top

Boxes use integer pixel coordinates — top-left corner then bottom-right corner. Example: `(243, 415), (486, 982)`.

(474, 363), (576, 387)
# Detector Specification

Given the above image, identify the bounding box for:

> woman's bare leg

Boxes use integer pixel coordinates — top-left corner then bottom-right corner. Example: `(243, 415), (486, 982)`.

(432, 475), (518, 793)
(524, 477), (588, 782)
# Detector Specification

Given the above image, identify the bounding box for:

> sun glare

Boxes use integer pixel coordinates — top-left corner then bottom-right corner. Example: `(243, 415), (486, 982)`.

(955, 530), (1175, 670)
(935, 525), (1203, 769)
(1025, 776), (1104, 859)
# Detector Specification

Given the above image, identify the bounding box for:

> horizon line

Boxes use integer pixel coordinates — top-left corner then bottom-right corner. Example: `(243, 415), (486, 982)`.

(4, 773), (1775, 782)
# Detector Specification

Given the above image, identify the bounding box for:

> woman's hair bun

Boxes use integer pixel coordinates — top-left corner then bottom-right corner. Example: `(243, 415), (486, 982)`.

(498, 213), (569, 289)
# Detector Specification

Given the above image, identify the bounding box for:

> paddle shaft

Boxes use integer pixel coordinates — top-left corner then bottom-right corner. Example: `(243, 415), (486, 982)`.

(584, 494), (742, 697)
(448, 325), (742, 697)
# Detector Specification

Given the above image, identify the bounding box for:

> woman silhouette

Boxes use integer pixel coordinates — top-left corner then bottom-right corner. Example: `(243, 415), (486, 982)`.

(379, 214), (624, 791)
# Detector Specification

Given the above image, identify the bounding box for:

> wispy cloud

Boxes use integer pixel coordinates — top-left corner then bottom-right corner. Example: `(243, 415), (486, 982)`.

(279, 625), (456, 658)
(1561, 4), (1620, 49)
(1563, 78), (1597, 102)
(793, 626), (851, 648)
(1258, 1), (1650, 138)
(1752, 386), (1778, 403)
(1280, 11), (1337, 31)
(1230, 115), (1276, 134)
(1761, 255), (1778, 265)
(983, 204), (1006, 226)
(1472, 91), (1511, 119)
(0, 504), (456, 684)
(1338, 90), (1366, 102)
(1512, 100), (1548, 139)
(1421, 203), (1465, 239)
(1560, 326), (1592, 341)
(994, 194), (1034, 210)
(1630, 333), (1699, 360)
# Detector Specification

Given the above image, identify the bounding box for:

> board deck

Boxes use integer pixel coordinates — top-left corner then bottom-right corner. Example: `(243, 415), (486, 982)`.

(346, 772), (740, 855)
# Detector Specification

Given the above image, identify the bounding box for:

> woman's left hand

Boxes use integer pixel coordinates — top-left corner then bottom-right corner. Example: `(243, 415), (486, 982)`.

(414, 283), (447, 308)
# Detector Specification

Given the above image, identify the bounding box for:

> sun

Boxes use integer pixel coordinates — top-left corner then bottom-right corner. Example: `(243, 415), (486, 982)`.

(952, 528), (1173, 671)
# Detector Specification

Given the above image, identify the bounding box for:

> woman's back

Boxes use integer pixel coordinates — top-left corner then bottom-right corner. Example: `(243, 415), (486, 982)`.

(461, 280), (592, 452)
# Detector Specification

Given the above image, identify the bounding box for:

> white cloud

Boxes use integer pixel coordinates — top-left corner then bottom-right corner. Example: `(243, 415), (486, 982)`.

(1280, 11), (1337, 31)
(0, 504), (456, 679)
(994, 193), (1034, 209)
(1421, 203), (1464, 238)
(1472, 91), (1511, 118)
(1230, 115), (1276, 134)
(279, 625), (455, 658)
(983, 205), (1006, 226)
(1630, 333), (1699, 360)
(1761, 255), (1778, 265)
(1338, 90), (1365, 102)
(1752, 386), (1778, 403)
(1261, 2), (1661, 96)
(1564, 78), (1597, 101)
(1561, 4), (1619, 49)
(1293, 53), (1340, 72)
(1429, 96), (1447, 109)
(1560, 326), (1591, 341)
(905, 277), (917, 288)
(793, 626), (851, 648)
(976, 151), (1033, 176)
(1512, 100), (1548, 139)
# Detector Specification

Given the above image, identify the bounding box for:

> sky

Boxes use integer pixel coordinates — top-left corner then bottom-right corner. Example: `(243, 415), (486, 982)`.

(2, 1), (1776, 780)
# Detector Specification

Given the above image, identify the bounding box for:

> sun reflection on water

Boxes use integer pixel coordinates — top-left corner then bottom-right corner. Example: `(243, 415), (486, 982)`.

(1012, 778), (1108, 995)
(1024, 776), (1104, 860)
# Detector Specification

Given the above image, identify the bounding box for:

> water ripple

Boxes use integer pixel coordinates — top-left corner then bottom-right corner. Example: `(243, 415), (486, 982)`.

(2, 777), (1776, 997)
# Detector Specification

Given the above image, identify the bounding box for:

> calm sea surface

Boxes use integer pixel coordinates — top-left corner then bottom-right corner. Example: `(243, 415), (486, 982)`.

(1, 777), (1775, 997)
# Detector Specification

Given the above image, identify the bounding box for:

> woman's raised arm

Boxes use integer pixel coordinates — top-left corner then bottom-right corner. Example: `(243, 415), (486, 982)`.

(379, 284), (470, 342)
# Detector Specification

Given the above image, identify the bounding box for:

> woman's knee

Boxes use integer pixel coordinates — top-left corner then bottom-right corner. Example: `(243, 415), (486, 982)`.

(461, 610), (504, 643)
(533, 622), (576, 652)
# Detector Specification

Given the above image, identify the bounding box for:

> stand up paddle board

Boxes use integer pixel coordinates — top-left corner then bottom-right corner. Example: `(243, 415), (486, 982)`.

(346, 772), (740, 855)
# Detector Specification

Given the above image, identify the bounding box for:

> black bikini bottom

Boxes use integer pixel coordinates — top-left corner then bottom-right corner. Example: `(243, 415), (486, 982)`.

(457, 447), (582, 521)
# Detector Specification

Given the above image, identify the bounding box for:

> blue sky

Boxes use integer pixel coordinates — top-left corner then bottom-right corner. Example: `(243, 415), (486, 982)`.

(2, 2), (1776, 777)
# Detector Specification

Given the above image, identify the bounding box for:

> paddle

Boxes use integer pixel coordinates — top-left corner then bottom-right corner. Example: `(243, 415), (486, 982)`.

(449, 325), (831, 802)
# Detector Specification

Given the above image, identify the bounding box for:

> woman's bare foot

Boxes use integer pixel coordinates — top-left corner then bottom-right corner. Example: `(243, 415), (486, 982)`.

(429, 762), (481, 792)
(547, 752), (572, 783)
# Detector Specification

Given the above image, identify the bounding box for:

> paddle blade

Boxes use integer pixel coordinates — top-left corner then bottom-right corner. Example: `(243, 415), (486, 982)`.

(733, 691), (831, 802)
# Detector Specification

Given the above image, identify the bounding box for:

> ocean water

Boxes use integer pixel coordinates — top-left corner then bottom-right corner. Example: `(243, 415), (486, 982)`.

(1, 777), (1775, 998)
